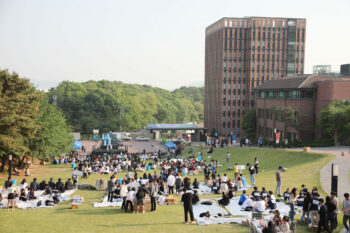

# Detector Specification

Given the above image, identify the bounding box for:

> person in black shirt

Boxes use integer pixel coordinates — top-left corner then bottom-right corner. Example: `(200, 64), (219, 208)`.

(30, 178), (39, 191)
(301, 192), (311, 225)
(56, 178), (65, 193)
(48, 178), (56, 190)
(317, 198), (331, 233)
(43, 184), (53, 196)
(193, 190), (200, 205)
(251, 186), (260, 201)
(181, 189), (195, 224)
(325, 196), (336, 231)
(39, 180), (47, 190)
(310, 192), (320, 227)
(65, 178), (73, 191)
(283, 188), (290, 202)
(261, 187), (268, 200)
(192, 178), (199, 189)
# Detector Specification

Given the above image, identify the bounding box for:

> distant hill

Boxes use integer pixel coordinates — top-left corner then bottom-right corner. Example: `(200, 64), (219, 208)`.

(49, 80), (204, 133)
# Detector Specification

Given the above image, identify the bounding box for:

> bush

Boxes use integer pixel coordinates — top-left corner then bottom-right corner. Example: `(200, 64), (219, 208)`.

(293, 139), (334, 147)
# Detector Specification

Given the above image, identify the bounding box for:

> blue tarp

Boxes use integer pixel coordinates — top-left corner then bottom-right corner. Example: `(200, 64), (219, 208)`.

(164, 141), (176, 148)
(73, 140), (82, 149)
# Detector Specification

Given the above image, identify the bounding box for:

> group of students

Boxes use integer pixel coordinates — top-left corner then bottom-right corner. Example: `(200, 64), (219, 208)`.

(1, 177), (74, 210)
(239, 187), (277, 212)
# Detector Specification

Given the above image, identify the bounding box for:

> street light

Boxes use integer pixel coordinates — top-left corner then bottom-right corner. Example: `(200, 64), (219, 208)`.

(331, 163), (338, 195)
(8, 154), (12, 180)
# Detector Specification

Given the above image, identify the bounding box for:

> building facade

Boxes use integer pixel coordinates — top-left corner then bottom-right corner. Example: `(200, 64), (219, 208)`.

(204, 17), (306, 137)
(313, 65), (331, 74)
(254, 74), (350, 142)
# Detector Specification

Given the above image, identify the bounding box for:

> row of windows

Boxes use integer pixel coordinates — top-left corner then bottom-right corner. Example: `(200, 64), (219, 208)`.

(257, 108), (299, 124)
(257, 126), (299, 142)
(257, 89), (314, 99)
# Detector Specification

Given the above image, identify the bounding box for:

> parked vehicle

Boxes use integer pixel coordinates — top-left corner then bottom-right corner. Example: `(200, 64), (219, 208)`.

(135, 136), (150, 141)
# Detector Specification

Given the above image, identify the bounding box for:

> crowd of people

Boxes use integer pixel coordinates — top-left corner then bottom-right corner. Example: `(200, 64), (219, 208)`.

(1, 177), (74, 210)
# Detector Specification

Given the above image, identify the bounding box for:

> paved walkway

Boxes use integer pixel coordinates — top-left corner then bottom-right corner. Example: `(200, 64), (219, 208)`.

(288, 146), (350, 202)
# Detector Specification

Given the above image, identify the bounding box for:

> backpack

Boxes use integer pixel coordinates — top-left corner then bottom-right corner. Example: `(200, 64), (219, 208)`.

(136, 188), (145, 199)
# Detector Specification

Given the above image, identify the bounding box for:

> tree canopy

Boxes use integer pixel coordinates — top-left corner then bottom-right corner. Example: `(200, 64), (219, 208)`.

(49, 80), (204, 133)
(0, 70), (74, 170)
(241, 108), (256, 139)
(319, 100), (350, 144)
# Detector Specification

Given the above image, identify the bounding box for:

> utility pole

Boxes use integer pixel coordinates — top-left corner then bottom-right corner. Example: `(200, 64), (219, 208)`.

(119, 104), (123, 132)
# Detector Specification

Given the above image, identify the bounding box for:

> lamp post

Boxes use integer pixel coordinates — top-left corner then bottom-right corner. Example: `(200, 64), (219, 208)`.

(8, 154), (12, 180)
(331, 163), (338, 195)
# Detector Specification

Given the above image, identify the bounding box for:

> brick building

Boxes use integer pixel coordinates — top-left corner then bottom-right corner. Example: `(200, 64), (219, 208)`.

(204, 17), (306, 137)
(254, 74), (350, 142)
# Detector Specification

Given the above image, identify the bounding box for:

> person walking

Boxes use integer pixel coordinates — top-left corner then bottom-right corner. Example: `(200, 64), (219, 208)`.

(247, 163), (255, 186)
(275, 166), (286, 196)
(149, 179), (158, 211)
(226, 151), (230, 163)
(181, 188), (196, 224)
(342, 193), (350, 232)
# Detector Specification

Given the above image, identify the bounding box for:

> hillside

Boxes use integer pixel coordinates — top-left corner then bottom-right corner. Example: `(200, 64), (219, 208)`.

(49, 80), (204, 133)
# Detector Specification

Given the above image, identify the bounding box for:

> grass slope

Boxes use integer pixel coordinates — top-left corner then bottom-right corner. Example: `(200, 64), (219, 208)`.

(0, 147), (336, 233)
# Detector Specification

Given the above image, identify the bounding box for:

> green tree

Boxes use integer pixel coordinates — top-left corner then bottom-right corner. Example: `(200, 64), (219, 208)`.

(29, 96), (74, 160)
(0, 70), (42, 171)
(319, 100), (350, 145)
(241, 109), (257, 140)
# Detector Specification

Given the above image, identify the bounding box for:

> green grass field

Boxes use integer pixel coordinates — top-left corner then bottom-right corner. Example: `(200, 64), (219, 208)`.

(0, 147), (340, 233)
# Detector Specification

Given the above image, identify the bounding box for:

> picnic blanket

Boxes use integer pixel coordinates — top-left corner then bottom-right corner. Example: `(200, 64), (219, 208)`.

(193, 199), (244, 225)
(197, 183), (252, 195)
(225, 197), (301, 217)
(92, 196), (123, 208)
(0, 189), (77, 209)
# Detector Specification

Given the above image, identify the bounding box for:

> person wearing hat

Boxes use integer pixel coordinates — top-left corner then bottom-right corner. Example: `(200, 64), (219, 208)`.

(149, 179), (158, 211)
(317, 198), (331, 233)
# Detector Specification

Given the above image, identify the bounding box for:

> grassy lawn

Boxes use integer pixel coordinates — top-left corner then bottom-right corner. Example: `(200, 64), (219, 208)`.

(0, 146), (339, 233)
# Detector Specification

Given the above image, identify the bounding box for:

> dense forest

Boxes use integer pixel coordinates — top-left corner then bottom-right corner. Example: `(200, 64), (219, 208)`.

(49, 80), (204, 134)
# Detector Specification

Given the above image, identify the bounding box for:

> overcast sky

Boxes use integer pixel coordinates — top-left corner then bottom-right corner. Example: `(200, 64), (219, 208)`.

(0, 0), (349, 90)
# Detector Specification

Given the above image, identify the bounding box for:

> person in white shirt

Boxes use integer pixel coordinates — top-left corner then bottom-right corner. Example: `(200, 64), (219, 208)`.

(20, 179), (28, 191)
(125, 187), (135, 212)
(167, 173), (175, 195)
(120, 181), (128, 209)
(254, 196), (266, 213)
(222, 174), (228, 183)
(242, 197), (255, 210)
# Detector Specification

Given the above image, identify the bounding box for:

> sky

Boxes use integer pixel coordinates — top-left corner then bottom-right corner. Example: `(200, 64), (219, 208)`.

(0, 0), (349, 90)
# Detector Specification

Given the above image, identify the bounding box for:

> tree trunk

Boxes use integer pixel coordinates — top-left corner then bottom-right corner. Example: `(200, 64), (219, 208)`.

(0, 155), (7, 172)
(19, 155), (27, 168)
(334, 132), (339, 146)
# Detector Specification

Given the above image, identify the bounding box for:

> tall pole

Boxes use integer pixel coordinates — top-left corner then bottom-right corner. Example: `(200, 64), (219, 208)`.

(8, 154), (12, 180)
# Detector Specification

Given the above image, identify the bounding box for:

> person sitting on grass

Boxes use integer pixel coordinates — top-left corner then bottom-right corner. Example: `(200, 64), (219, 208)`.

(266, 195), (277, 210)
(251, 186), (261, 201)
(19, 189), (27, 201)
(261, 187), (268, 200)
(283, 188), (290, 202)
(242, 196), (255, 211)
(254, 196), (266, 213)
(56, 178), (65, 193)
(192, 178), (199, 189)
(30, 178), (38, 191)
(193, 190), (200, 205)
(65, 178), (73, 190)
(239, 190), (248, 205)
(48, 178), (55, 190)
(279, 216), (291, 233)
(43, 183), (53, 196)
(27, 188), (36, 200)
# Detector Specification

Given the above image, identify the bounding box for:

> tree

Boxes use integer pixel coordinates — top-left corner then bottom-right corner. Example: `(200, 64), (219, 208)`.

(241, 109), (256, 140)
(29, 96), (74, 160)
(50, 80), (205, 133)
(0, 70), (42, 171)
(319, 100), (350, 145)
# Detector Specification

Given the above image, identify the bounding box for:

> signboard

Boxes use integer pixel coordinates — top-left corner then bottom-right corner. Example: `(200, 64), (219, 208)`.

(276, 133), (281, 144)
(258, 138), (263, 145)
(93, 129), (99, 134)
(232, 135), (236, 144)
(237, 165), (246, 171)
(285, 138), (288, 145)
